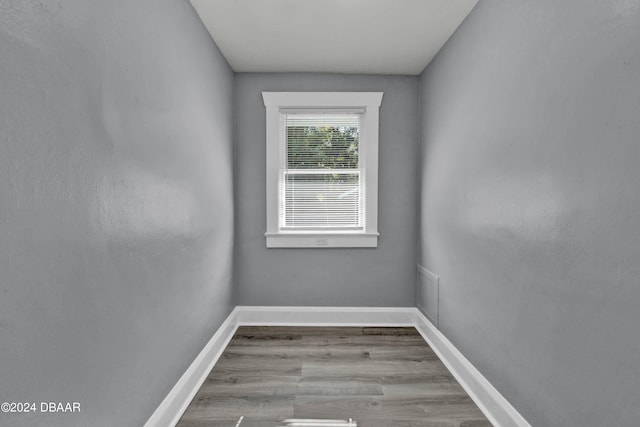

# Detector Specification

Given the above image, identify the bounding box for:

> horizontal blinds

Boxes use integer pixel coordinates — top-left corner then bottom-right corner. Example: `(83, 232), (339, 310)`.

(280, 113), (363, 230)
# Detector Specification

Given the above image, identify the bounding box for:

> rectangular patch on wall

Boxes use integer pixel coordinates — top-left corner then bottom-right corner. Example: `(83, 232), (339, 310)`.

(417, 265), (439, 328)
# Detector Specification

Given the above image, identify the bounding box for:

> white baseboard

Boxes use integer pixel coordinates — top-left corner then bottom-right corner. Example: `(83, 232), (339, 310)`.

(143, 308), (239, 427)
(145, 306), (530, 427)
(413, 310), (530, 427)
(234, 305), (416, 326)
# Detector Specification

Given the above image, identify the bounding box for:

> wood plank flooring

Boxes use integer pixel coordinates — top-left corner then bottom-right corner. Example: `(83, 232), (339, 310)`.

(177, 326), (492, 427)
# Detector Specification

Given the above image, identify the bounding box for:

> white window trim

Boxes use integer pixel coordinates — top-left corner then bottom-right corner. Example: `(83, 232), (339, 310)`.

(263, 92), (383, 248)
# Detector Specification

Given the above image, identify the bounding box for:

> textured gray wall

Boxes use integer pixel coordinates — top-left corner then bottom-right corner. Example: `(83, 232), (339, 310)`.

(419, 1), (640, 425)
(0, 1), (234, 426)
(235, 74), (419, 307)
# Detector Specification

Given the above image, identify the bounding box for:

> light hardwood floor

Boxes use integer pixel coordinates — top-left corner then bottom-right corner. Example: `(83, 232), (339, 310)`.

(177, 326), (492, 427)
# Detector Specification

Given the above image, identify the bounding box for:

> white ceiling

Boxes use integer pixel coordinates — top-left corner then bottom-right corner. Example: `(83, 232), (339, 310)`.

(190, 0), (479, 75)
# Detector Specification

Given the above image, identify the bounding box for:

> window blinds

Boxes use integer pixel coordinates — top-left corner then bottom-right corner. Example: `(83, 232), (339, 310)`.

(280, 113), (363, 230)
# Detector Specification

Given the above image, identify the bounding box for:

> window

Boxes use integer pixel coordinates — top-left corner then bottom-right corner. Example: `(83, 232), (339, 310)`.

(263, 92), (383, 248)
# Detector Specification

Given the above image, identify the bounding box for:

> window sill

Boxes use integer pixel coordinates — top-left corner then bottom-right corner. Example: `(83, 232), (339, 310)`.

(265, 232), (379, 248)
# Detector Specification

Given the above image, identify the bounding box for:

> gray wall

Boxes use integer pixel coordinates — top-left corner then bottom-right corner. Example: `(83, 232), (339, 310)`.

(235, 74), (419, 306)
(419, 0), (640, 425)
(0, 1), (234, 426)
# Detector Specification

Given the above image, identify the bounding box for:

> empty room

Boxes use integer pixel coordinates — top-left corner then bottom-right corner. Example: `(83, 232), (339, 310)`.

(1, 0), (639, 426)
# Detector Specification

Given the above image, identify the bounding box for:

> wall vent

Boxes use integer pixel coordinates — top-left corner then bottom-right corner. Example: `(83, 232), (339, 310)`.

(416, 264), (439, 328)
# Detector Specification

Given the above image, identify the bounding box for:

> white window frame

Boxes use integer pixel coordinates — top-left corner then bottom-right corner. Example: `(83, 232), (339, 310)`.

(263, 92), (383, 248)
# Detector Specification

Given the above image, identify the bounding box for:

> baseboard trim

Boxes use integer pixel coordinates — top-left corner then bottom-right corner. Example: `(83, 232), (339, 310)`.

(145, 306), (530, 427)
(143, 308), (240, 427)
(413, 310), (530, 427)
(234, 305), (416, 326)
